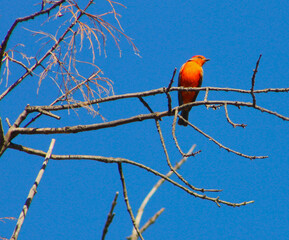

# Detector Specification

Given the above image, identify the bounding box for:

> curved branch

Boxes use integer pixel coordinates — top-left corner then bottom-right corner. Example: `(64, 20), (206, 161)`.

(172, 109), (200, 156)
(178, 113), (267, 160)
(156, 119), (212, 192)
(224, 103), (247, 128)
(8, 142), (254, 208)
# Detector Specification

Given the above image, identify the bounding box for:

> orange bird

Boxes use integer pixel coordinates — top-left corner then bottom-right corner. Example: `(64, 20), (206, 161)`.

(178, 55), (210, 126)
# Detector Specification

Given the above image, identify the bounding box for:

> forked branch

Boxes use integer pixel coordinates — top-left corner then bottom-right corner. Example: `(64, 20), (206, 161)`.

(8, 142), (253, 208)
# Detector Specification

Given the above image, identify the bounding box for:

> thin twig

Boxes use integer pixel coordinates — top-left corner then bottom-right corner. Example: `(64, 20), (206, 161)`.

(117, 163), (144, 240)
(0, 217), (16, 223)
(4, 56), (33, 76)
(0, 118), (4, 149)
(5, 118), (11, 127)
(36, 108), (61, 120)
(172, 108), (185, 155)
(172, 108), (200, 157)
(130, 145), (200, 240)
(204, 87), (212, 109)
(0, 0), (65, 71)
(0, 0), (91, 101)
(204, 87), (209, 101)
(251, 54), (262, 106)
(165, 68), (176, 115)
(0, 217), (16, 240)
(9, 142), (254, 207)
(178, 114), (267, 160)
(10, 139), (56, 240)
(167, 68), (176, 90)
(156, 120), (220, 193)
(101, 192), (119, 240)
(224, 103), (247, 128)
(138, 97), (154, 114)
(138, 208), (165, 235)
(138, 96), (162, 121)
(23, 70), (102, 128)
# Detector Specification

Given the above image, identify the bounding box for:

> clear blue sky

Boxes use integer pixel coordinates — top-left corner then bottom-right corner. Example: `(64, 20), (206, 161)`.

(1, 1), (289, 239)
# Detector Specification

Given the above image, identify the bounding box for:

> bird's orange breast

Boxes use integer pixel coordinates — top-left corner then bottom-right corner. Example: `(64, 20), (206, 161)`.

(179, 61), (203, 104)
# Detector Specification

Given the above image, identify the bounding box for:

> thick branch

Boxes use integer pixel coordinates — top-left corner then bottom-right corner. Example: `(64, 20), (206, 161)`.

(22, 86), (289, 112)
(11, 101), (289, 138)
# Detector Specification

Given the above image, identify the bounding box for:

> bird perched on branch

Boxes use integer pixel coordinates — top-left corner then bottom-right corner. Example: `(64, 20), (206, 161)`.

(178, 55), (210, 126)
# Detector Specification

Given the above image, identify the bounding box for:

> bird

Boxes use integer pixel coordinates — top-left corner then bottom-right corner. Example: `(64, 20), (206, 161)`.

(178, 55), (210, 126)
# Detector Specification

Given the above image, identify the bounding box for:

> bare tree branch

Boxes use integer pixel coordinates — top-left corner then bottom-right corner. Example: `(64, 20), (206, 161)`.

(156, 120), (223, 192)
(138, 208), (165, 236)
(14, 86), (289, 112)
(2, 2), (283, 240)
(2, 94), (287, 159)
(8, 142), (253, 207)
(101, 192), (119, 240)
(130, 145), (197, 240)
(178, 114), (267, 160)
(138, 97), (154, 114)
(118, 163), (144, 240)
(10, 139), (56, 240)
(129, 208), (165, 239)
(9, 100), (289, 138)
(165, 68), (177, 115)
(0, 0), (66, 71)
(1, 0), (124, 102)
(0, 0), (83, 100)
(172, 109), (201, 157)
(0, 118), (4, 150)
(224, 103), (247, 128)
(251, 54), (262, 106)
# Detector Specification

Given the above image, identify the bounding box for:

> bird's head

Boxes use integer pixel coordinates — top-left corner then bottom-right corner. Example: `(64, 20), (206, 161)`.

(189, 55), (210, 66)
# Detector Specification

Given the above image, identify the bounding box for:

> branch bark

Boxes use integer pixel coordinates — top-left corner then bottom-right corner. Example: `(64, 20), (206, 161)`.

(8, 142), (254, 208)
(10, 139), (56, 240)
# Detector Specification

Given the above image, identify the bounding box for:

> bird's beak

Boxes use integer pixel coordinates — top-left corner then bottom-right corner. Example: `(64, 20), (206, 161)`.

(205, 58), (210, 62)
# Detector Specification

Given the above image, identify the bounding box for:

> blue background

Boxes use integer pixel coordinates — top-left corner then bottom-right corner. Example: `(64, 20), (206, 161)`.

(1, 1), (288, 239)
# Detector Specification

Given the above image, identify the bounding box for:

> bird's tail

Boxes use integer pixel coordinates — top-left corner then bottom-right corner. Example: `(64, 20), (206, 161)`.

(178, 110), (189, 126)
